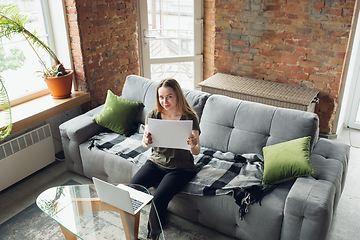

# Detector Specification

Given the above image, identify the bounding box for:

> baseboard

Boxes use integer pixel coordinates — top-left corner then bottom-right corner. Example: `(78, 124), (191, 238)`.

(319, 133), (338, 139)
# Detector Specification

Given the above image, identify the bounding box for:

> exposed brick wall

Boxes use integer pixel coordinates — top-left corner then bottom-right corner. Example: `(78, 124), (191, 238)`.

(206, 0), (355, 134)
(65, 0), (140, 107)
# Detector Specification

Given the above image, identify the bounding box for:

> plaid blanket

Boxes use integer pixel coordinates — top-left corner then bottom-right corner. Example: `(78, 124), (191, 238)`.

(88, 132), (151, 168)
(88, 132), (274, 219)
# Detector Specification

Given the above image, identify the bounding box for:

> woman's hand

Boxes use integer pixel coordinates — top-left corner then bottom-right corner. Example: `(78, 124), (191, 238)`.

(142, 130), (152, 148)
(187, 133), (197, 147)
(188, 130), (200, 155)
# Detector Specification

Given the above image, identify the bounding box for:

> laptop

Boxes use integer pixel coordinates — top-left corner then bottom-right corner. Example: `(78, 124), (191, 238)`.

(92, 177), (153, 215)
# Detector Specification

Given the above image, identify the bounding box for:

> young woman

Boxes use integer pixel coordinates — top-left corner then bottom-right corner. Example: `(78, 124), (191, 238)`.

(129, 78), (200, 240)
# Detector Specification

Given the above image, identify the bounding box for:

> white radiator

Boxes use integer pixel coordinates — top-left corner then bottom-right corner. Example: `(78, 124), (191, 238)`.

(0, 124), (55, 192)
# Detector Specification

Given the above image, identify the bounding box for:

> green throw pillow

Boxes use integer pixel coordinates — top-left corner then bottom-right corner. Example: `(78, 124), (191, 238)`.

(93, 90), (143, 136)
(262, 136), (315, 185)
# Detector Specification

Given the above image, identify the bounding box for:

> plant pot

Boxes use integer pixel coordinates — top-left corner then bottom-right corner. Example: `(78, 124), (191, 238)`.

(45, 70), (73, 99)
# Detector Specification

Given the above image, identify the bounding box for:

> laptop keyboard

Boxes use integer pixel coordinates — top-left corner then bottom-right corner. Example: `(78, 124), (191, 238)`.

(131, 198), (144, 212)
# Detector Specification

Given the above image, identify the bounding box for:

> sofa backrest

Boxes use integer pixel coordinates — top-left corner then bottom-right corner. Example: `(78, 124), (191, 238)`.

(121, 75), (157, 124)
(121, 75), (210, 124)
(199, 94), (319, 155)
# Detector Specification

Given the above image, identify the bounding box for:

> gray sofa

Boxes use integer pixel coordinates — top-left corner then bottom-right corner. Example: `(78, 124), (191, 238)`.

(60, 75), (350, 240)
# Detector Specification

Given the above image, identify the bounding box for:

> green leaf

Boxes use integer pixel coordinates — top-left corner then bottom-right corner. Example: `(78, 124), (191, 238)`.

(0, 75), (12, 139)
(0, 3), (63, 75)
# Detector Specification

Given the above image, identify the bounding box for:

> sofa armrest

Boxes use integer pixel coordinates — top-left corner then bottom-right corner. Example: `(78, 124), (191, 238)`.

(281, 178), (336, 240)
(311, 138), (350, 191)
(59, 105), (104, 174)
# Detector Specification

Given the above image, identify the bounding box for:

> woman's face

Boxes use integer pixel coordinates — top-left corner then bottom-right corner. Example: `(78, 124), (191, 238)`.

(158, 86), (177, 112)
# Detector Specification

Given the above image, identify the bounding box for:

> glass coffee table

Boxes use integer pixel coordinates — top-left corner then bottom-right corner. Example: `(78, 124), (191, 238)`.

(36, 184), (165, 240)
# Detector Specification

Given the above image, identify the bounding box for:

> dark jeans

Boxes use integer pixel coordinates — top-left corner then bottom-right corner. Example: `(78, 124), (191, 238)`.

(129, 160), (195, 238)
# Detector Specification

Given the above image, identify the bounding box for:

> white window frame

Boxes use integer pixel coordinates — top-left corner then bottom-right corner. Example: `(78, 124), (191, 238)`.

(7, 0), (72, 107)
(138, 0), (203, 89)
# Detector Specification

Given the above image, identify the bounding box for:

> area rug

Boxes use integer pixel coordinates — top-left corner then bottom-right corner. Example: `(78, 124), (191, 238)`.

(0, 180), (212, 240)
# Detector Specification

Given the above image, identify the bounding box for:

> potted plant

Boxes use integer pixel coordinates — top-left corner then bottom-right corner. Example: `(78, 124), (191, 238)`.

(0, 4), (73, 99)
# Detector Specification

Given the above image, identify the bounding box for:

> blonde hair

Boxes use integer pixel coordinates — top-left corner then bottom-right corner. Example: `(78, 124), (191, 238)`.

(155, 78), (198, 119)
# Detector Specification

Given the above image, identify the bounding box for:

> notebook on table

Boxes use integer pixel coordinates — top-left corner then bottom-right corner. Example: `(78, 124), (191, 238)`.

(92, 177), (153, 215)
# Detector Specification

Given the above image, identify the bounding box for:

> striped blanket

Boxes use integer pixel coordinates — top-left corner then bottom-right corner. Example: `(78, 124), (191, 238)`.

(88, 132), (274, 219)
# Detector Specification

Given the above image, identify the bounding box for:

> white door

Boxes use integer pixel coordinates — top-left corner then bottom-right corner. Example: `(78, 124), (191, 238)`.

(139, 0), (203, 89)
(347, 6), (360, 130)
(348, 73), (360, 129)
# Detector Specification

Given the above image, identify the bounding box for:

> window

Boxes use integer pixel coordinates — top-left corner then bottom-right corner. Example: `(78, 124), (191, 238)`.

(1, 0), (71, 106)
(139, 0), (203, 89)
(0, 0), (53, 103)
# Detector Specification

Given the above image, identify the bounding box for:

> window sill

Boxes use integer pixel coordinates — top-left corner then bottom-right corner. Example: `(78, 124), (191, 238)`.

(1, 91), (91, 134)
